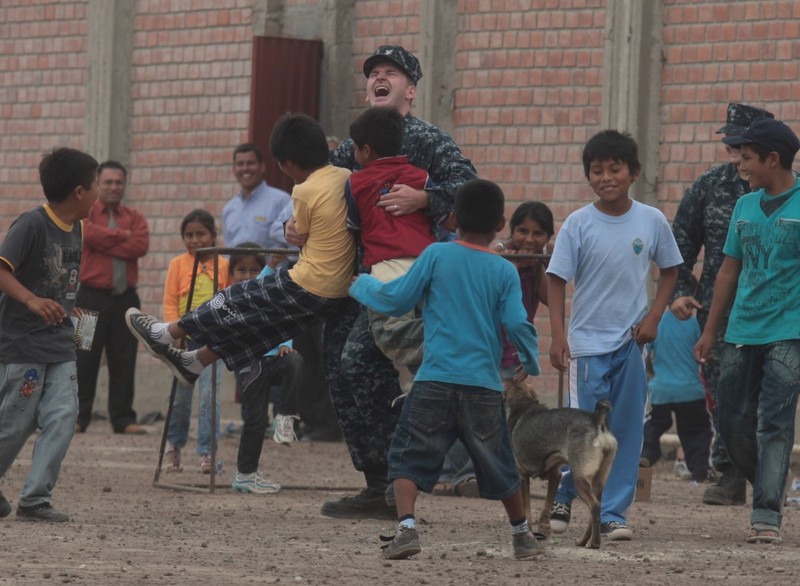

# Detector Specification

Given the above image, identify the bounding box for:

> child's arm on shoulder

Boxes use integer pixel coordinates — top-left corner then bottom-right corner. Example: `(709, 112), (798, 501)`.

(0, 264), (66, 326)
(694, 256), (741, 364)
(547, 274), (570, 371)
(633, 265), (678, 344)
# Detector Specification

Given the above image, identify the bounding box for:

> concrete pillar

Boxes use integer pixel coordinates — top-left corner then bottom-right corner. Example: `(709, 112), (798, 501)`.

(84, 0), (135, 164)
(320, 0), (356, 138)
(418, 0), (458, 134)
(252, 0), (285, 37)
(601, 0), (663, 205)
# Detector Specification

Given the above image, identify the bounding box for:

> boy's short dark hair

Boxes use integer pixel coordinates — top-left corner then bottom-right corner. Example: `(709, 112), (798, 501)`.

(98, 160), (127, 178)
(455, 179), (505, 233)
(349, 107), (404, 158)
(269, 113), (329, 170)
(233, 143), (263, 163)
(228, 241), (267, 273)
(39, 148), (99, 203)
(582, 130), (641, 179)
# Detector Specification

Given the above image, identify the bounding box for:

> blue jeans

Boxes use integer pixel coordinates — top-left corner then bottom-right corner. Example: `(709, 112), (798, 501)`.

(0, 362), (78, 507)
(555, 338), (648, 524)
(717, 341), (800, 530)
(166, 351), (223, 456)
(388, 380), (519, 500)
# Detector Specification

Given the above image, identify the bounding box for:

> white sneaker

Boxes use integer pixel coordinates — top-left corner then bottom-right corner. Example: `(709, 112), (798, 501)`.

(273, 414), (299, 445)
(231, 471), (281, 494)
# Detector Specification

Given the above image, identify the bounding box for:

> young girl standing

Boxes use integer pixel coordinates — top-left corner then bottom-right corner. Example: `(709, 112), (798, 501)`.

(162, 210), (228, 473)
(494, 201), (554, 383)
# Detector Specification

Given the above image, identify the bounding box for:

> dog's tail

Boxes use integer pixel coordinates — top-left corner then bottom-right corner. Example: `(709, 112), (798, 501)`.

(593, 400), (613, 431)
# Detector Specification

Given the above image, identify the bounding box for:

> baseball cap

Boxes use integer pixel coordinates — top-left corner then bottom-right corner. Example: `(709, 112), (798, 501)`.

(716, 103), (774, 135)
(722, 117), (800, 161)
(363, 45), (423, 85)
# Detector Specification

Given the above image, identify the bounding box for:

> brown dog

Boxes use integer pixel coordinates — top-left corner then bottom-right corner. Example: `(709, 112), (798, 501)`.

(505, 380), (617, 549)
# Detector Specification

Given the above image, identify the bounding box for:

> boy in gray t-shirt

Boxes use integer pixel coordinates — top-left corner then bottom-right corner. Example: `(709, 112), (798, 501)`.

(0, 147), (98, 522)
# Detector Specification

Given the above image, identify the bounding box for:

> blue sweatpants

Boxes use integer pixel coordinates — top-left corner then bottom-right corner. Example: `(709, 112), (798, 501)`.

(555, 338), (648, 525)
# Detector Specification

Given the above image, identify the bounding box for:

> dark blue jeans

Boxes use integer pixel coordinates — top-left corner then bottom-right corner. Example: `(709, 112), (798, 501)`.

(717, 340), (800, 530)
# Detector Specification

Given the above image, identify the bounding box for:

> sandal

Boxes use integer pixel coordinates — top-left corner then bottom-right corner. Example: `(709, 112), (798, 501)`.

(746, 528), (782, 544)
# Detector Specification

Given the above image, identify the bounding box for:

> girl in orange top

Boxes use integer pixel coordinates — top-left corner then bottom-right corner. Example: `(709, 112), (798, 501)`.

(162, 209), (229, 473)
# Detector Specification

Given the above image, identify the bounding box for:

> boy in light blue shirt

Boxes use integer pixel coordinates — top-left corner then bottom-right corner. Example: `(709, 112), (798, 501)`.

(350, 179), (543, 561)
(546, 130), (682, 541)
(695, 117), (800, 545)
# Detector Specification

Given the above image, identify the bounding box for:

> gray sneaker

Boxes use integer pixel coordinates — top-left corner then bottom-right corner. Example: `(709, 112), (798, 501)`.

(549, 501), (571, 534)
(125, 308), (198, 387)
(513, 529), (545, 559)
(273, 414), (299, 445)
(380, 525), (422, 559)
(16, 503), (69, 523)
(601, 521), (632, 541)
(703, 469), (746, 505)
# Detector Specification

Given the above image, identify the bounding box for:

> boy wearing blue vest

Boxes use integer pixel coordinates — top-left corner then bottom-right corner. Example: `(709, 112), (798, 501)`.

(695, 117), (800, 545)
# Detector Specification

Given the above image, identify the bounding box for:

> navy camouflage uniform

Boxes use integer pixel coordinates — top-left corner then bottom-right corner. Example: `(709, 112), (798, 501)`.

(330, 115), (477, 480)
(671, 162), (749, 473)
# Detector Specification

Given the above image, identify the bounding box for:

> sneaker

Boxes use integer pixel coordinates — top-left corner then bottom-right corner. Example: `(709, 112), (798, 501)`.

(232, 470), (281, 494)
(702, 469), (746, 506)
(273, 414), (299, 445)
(673, 460), (692, 481)
(320, 488), (397, 520)
(513, 529), (545, 559)
(165, 448), (183, 473)
(601, 521), (632, 541)
(380, 525), (421, 559)
(549, 501), (571, 534)
(0, 492), (11, 518)
(199, 454), (223, 475)
(125, 308), (199, 387)
(16, 503), (69, 523)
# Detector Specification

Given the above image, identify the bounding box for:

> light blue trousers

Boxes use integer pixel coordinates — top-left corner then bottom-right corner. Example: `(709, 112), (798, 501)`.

(0, 362), (78, 507)
(555, 338), (648, 525)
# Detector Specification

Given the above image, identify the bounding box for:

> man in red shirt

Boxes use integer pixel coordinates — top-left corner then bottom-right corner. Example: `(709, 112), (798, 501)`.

(76, 161), (150, 434)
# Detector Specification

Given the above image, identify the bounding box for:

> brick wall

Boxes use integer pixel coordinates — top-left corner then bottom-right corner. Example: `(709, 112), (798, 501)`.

(129, 0), (254, 308)
(0, 0), (88, 213)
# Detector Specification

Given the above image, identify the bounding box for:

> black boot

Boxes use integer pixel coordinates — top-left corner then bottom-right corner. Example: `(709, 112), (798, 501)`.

(320, 470), (396, 520)
(702, 468), (746, 505)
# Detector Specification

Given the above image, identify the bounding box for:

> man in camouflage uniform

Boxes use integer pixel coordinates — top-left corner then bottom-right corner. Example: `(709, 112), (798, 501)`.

(290, 46), (477, 519)
(671, 102), (773, 506)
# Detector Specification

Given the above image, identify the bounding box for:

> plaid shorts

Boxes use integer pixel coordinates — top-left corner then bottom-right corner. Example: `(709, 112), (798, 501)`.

(178, 269), (348, 370)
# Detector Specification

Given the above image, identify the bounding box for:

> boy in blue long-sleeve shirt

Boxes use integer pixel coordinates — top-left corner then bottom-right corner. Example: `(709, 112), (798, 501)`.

(349, 179), (543, 561)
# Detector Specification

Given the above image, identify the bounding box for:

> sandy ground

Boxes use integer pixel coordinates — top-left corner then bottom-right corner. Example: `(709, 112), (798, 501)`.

(2, 419), (800, 586)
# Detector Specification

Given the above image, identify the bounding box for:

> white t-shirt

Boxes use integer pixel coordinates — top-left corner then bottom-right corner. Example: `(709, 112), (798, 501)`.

(546, 200), (683, 357)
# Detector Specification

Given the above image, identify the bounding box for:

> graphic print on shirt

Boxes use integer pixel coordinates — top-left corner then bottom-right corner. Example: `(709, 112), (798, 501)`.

(632, 238), (644, 255)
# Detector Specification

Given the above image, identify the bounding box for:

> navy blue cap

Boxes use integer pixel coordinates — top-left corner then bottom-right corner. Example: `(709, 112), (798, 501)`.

(716, 103), (773, 135)
(363, 45), (423, 85)
(722, 117), (800, 160)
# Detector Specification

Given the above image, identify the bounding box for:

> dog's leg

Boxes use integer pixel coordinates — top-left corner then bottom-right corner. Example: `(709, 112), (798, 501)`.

(519, 470), (532, 529)
(536, 467), (562, 537)
(573, 475), (601, 549)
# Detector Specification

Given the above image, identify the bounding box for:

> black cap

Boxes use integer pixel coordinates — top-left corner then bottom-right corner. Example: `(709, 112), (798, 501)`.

(722, 117), (800, 161)
(363, 45), (423, 85)
(716, 103), (774, 135)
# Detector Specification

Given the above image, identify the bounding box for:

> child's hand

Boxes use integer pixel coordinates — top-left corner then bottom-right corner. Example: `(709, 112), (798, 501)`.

(27, 297), (66, 326)
(512, 364), (528, 382)
(694, 333), (714, 365)
(670, 296), (701, 320)
(632, 316), (659, 344)
(284, 217), (309, 247)
(549, 335), (571, 372)
(276, 345), (295, 357)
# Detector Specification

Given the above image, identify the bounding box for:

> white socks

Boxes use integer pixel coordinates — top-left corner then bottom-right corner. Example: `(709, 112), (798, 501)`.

(150, 322), (176, 345)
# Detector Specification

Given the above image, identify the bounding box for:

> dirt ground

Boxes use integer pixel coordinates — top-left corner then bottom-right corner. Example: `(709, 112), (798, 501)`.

(1, 420), (800, 586)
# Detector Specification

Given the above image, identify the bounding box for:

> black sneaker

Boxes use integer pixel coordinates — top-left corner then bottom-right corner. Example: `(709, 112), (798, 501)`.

(549, 501), (571, 534)
(380, 525), (421, 559)
(601, 521), (632, 541)
(125, 308), (198, 387)
(513, 529), (545, 559)
(320, 488), (396, 520)
(16, 503), (69, 523)
(702, 469), (746, 506)
(0, 491), (11, 518)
